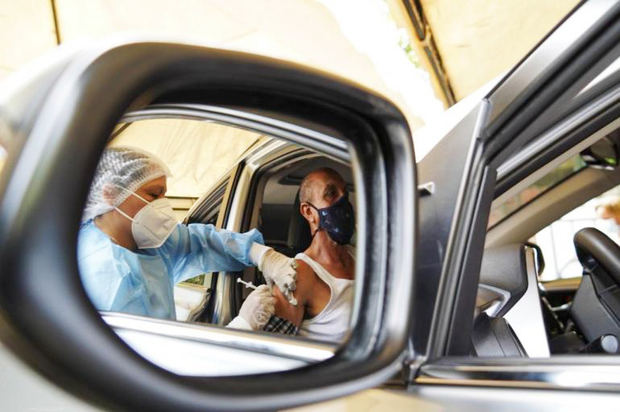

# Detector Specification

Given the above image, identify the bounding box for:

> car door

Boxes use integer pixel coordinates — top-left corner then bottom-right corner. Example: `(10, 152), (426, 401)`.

(0, 41), (417, 410)
(402, 0), (620, 406)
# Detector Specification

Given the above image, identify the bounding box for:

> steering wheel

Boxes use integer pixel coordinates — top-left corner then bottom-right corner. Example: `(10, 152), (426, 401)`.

(574, 227), (620, 284)
(571, 227), (620, 343)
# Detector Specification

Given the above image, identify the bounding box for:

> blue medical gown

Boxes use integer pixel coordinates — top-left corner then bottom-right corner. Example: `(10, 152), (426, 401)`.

(77, 220), (264, 320)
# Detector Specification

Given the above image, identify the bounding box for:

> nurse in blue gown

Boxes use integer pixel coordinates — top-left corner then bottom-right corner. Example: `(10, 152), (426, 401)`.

(78, 147), (296, 329)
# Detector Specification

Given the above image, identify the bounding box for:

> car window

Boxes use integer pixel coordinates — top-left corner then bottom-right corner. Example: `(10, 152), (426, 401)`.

(475, 155), (620, 360)
(488, 154), (587, 227)
(77, 114), (357, 375)
(477, 132), (620, 362)
(478, 129), (620, 360)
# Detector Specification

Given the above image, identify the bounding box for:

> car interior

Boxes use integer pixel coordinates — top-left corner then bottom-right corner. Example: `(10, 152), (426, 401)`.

(256, 157), (355, 255)
(476, 121), (620, 357)
(178, 140), (356, 334)
(241, 152), (355, 304)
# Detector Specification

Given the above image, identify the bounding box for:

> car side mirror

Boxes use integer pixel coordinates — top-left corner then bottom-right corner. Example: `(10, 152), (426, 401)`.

(0, 40), (417, 411)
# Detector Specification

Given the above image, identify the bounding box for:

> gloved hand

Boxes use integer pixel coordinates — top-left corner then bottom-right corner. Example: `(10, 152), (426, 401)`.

(230, 285), (276, 331)
(250, 243), (298, 306)
(260, 249), (298, 306)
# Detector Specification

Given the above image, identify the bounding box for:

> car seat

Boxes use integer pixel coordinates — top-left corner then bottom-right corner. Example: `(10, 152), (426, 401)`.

(472, 244), (529, 357)
(286, 189), (312, 256)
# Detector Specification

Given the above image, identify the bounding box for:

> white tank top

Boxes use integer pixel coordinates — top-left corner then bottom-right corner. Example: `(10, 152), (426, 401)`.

(296, 249), (354, 342)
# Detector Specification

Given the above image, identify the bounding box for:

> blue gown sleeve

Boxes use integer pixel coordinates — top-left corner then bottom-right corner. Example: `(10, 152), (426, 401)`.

(156, 223), (265, 284)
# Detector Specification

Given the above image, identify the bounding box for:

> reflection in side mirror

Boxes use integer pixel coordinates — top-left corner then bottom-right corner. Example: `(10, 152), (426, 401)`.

(77, 115), (357, 376)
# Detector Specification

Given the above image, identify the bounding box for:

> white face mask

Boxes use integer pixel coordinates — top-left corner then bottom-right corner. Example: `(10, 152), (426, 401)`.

(114, 190), (177, 249)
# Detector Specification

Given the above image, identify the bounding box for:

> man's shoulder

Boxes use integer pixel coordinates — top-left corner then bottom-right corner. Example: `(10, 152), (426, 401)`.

(293, 256), (319, 292)
(294, 256), (315, 278)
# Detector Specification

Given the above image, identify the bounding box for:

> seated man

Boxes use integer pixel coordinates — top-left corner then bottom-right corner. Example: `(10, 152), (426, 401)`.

(273, 167), (355, 342)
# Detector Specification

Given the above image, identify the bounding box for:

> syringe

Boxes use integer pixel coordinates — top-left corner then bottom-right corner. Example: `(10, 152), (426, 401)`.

(236, 278), (257, 290)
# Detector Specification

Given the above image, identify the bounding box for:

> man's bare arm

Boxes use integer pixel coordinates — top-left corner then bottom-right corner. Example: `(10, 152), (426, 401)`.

(273, 259), (313, 327)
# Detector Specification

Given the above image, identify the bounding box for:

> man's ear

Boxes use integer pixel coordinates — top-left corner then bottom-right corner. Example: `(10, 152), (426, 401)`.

(299, 203), (315, 225)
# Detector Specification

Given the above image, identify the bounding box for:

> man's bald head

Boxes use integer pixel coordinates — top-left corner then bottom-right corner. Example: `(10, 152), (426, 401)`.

(299, 167), (346, 206)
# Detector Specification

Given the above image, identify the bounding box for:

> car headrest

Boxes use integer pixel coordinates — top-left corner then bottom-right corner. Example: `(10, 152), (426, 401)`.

(478, 244), (528, 317)
(574, 227), (620, 285)
(287, 189), (312, 255)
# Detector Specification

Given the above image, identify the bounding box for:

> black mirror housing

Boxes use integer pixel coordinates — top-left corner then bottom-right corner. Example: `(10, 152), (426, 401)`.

(0, 41), (417, 411)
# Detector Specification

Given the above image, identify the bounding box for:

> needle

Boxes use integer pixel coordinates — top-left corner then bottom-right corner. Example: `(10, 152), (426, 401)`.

(236, 278), (257, 290)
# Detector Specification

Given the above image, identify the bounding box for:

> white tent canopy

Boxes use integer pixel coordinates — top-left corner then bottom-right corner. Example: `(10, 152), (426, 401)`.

(415, 0), (579, 100)
(110, 119), (260, 199)
(0, 0), (579, 199)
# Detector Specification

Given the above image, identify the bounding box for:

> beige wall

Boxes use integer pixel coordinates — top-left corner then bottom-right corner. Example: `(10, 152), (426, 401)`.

(0, 1), (585, 206)
(0, 0), (583, 174)
(1, 0), (428, 199)
(0, 1), (582, 106)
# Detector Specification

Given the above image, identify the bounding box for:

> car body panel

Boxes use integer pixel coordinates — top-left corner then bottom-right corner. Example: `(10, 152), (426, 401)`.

(102, 313), (335, 376)
(288, 385), (620, 412)
(0, 342), (100, 412)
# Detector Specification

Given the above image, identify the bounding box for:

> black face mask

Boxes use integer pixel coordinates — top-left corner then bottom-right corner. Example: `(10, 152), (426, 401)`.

(307, 191), (355, 245)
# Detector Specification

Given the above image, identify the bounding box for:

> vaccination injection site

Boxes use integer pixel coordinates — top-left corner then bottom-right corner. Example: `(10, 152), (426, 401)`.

(3, 1), (620, 411)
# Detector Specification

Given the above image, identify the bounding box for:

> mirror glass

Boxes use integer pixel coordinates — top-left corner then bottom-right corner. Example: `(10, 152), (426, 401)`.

(77, 115), (357, 376)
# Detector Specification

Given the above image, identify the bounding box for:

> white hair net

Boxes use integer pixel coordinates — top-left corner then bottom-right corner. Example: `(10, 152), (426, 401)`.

(82, 147), (171, 223)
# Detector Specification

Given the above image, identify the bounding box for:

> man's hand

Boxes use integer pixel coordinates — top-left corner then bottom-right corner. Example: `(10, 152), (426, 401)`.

(259, 249), (298, 306)
(236, 285), (276, 330)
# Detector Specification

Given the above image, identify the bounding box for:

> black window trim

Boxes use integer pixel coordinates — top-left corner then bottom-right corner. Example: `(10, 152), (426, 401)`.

(495, 83), (620, 197)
